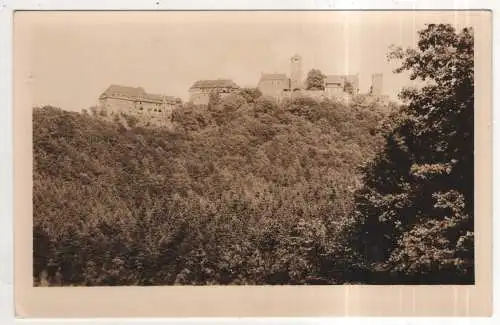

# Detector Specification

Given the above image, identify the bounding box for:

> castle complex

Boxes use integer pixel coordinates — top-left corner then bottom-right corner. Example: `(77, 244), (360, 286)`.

(98, 54), (385, 125)
(257, 54), (380, 101)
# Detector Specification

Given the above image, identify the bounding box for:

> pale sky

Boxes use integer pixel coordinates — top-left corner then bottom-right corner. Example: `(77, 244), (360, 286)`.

(15, 11), (482, 112)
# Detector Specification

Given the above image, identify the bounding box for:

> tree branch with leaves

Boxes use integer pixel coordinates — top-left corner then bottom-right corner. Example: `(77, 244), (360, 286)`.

(350, 24), (474, 284)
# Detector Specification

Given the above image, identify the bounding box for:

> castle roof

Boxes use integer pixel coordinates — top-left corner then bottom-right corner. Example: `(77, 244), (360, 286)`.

(142, 92), (163, 101)
(99, 84), (146, 99)
(99, 84), (180, 103)
(140, 93), (179, 104)
(163, 95), (181, 103)
(260, 73), (289, 81)
(190, 79), (240, 90)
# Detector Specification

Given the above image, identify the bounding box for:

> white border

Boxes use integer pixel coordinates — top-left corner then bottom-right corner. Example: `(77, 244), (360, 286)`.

(0, 0), (497, 324)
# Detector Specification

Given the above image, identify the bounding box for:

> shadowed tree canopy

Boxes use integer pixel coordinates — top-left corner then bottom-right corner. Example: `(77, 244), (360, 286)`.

(351, 23), (475, 284)
(305, 68), (326, 90)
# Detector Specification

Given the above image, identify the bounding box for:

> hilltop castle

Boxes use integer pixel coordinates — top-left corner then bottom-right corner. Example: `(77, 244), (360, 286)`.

(98, 54), (386, 125)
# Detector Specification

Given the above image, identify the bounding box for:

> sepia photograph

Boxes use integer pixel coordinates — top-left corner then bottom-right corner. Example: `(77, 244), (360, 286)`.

(24, 10), (483, 288)
(10, 8), (493, 318)
(5, 8), (492, 317)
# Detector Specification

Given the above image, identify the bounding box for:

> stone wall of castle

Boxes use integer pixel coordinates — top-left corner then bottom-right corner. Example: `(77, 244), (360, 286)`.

(189, 90), (210, 106)
(99, 97), (136, 115)
(326, 85), (345, 98)
(273, 89), (352, 104)
(189, 88), (234, 106)
(99, 97), (177, 127)
(258, 79), (290, 98)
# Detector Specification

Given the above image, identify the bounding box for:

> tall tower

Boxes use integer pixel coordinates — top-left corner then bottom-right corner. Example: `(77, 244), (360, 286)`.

(371, 73), (383, 96)
(290, 54), (303, 90)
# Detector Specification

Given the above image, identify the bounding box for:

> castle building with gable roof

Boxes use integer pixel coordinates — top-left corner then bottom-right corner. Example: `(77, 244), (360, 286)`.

(98, 84), (181, 124)
(257, 73), (291, 98)
(188, 79), (240, 105)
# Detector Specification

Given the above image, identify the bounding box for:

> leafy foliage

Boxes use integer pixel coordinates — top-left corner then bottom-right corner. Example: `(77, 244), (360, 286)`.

(306, 69), (326, 91)
(351, 24), (474, 284)
(238, 88), (263, 104)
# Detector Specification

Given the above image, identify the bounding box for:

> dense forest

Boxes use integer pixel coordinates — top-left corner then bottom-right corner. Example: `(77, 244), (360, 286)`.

(33, 24), (474, 285)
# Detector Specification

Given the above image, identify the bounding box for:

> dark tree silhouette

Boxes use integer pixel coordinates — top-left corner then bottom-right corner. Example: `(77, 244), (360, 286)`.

(351, 24), (474, 284)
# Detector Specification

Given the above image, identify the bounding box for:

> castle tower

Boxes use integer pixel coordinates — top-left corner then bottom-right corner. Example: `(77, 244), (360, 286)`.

(290, 54), (303, 90)
(371, 73), (383, 96)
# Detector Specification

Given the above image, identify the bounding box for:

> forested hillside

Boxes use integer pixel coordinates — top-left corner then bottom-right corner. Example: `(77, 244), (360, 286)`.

(33, 93), (391, 285)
